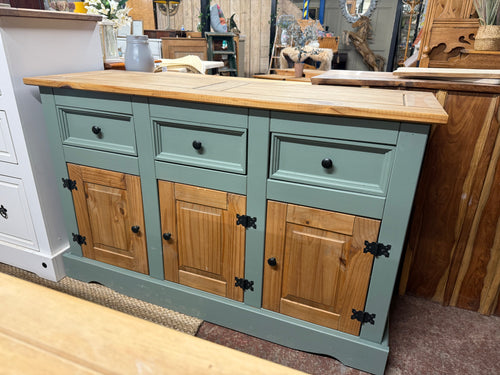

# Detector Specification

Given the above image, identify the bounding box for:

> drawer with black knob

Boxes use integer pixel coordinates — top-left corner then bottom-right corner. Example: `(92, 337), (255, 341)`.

(57, 107), (137, 156)
(152, 120), (247, 174)
(269, 133), (395, 197)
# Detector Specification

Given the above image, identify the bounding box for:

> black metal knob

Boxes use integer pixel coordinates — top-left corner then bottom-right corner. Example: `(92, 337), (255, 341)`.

(192, 140), (202, 150)
(267, 257), (277, 267)
(321, 158), (333, 169)
(91, 126), (102, 135)
(131, 225), (140, 233)
(162, 232), (172, 241)
(0, 205), (7, 219)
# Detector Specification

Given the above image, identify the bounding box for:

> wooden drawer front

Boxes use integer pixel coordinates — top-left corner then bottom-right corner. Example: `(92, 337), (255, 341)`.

(58, 108), (137, 156)
(153, 121), (247, 174)
(270, 134), (395, 196)
(0, 175), (38, 250)
(0, 111), (17, 164)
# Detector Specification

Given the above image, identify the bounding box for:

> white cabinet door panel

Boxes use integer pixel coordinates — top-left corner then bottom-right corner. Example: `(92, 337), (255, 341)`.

(0, 175), (38, 250)
(0, 111), (17, 164)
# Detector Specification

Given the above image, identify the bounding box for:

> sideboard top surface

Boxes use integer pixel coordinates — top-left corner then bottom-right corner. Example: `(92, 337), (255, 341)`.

(24, 71), (448, 125)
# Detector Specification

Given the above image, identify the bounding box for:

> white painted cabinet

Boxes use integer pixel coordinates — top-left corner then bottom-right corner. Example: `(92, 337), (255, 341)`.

(0, 8), (103, 280)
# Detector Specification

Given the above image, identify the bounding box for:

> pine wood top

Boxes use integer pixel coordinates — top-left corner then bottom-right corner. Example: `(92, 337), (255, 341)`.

(311, 70), (500, 94)
(23, 70), (448, 124)
(0, 7), (102, 21)
(0, 272), (306, 374)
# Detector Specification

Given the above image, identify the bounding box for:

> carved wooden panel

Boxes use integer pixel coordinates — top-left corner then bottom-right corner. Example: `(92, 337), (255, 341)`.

(418, 0), (479, 68)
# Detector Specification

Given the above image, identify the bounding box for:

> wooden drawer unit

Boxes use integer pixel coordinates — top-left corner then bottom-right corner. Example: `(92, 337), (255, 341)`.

(58, 107), (137, 156)
(0, 175), (38, 251)
(269, 133), (395, 196)
(29, 71), (447, 375)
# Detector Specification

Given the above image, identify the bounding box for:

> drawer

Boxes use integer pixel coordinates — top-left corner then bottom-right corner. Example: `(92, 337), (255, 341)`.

(0, 175), (38, 250)
(58, 107), (137, 156)
(153, 120), (247, 174)
(0, 111), (17, 164)
(270, 133), (395, 196)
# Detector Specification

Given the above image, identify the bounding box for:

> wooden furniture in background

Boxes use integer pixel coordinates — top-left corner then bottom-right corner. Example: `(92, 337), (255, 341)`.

(0, 272), (306, 375)
(126, 0), (155, 30)
(206, 32), (238, 76)
(25, 70), (447, 375)
(161, 37), (207, 60)
(417, 0), (483, 68)
(312, 70), (500, 316)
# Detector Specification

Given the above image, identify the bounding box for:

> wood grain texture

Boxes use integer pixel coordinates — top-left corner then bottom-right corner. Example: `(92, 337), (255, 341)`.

(23, 71), (448, 124)
(0, 272), (307, 375)
(405, 93), (499, 302)
(158, 181), (245, 301)
(127, 0), (155, 30)
(262, 201), (380, 335)
(159, 180), (179, 282)
(311, 70), (500, 94)
(68, 164), (149, 274)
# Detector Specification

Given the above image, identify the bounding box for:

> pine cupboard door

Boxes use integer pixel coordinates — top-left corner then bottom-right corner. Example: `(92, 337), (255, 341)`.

(262, 201), (381, 335)
(158, 181), (246, 302)
(67, 164), (149, 274)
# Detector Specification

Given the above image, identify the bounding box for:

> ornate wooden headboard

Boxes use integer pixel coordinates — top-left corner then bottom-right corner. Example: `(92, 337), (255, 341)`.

(418, 0), (480, 68)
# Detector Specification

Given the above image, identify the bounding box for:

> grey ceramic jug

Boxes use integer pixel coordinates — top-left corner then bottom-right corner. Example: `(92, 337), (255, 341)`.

(124, 35), (154, 72)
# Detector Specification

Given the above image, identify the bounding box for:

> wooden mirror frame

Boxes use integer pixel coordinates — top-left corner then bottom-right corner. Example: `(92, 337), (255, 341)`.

(339, 0), (378, 23)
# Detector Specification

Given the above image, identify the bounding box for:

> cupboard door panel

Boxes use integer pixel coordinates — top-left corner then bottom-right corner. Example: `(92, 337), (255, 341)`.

(68, 164), (148, 274)
(159, 180), (246, 301)
(0, 175), (38, 250)
(263, 201), (380, 335)
(0, 111), (17, 164)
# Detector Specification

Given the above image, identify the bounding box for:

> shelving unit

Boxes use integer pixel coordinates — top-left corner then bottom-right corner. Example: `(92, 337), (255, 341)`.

(206, 32), (237, 76)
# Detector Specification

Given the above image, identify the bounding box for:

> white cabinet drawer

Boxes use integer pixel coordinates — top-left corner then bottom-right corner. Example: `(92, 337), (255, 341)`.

(0, 111), (17, 164)
(0, 175), (38, 250)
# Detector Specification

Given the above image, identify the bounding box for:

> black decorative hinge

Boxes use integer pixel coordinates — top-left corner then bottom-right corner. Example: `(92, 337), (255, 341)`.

(234, 277), (254, 291)
(62, 178), (77, 191)
(0, 205), (7, 219)
(236, 214), (257, 229)
(363, 241), (391, 257)
(72, 233), (87, 246)
(351, 309), (376, 325)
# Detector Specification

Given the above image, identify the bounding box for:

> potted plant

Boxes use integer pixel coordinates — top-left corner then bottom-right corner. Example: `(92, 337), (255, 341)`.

(473, 0), (500, 50)
(86, 0), (132, 62)
(286, 20), (320, 77)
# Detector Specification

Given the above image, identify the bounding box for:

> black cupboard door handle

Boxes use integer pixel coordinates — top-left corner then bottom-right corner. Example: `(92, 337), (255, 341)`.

(131, 225), (140, 233)
(192, 140), (202, 150)
(321, 158), (333, 169)
(0, 205), (7, 219)
(91, 126), (102, 135)
(267, 257), (277, 267)
(163, 232), (172, 241)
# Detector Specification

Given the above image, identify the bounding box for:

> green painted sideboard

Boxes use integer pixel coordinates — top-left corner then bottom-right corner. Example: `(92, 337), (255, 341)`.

(25, 71), (447, 375)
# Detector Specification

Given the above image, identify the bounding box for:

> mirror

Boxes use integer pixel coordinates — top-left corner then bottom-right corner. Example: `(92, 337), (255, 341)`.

(339, 0), (378, 23)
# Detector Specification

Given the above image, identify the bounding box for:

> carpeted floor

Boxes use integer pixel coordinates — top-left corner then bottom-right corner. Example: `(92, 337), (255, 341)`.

(2, 262), (499, 374)
(0, 263), (202, 336)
